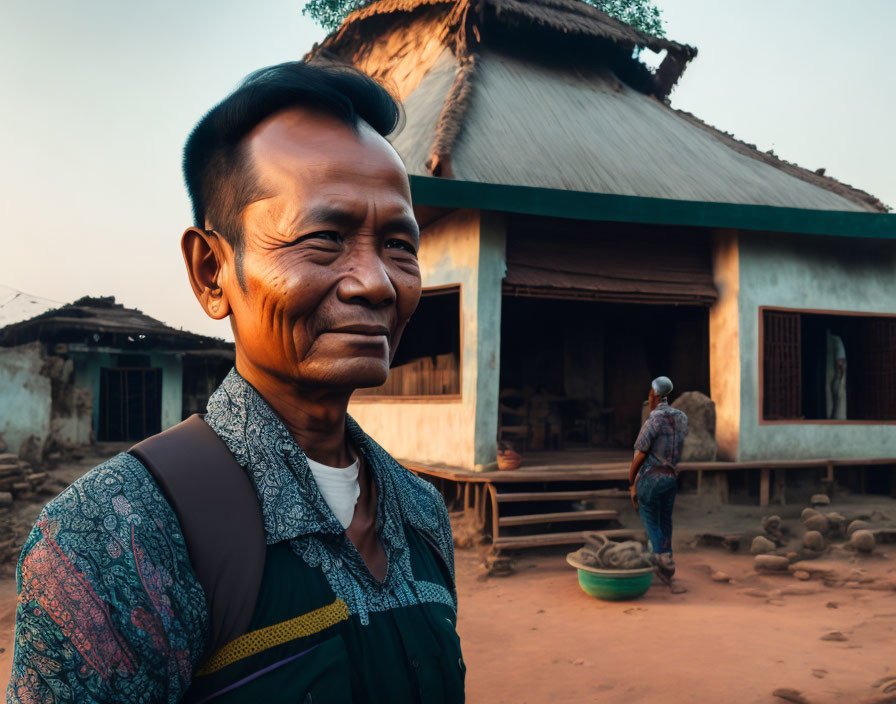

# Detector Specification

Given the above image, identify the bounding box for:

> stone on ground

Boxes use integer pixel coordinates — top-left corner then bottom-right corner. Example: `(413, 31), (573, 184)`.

(820, 631), (847, 641)
(711, 571), (730, 583)
(793, 570), (811, 581)
(755, 554), (789, 571)
(850, 529), (876, 553)
(772, 687), (810, 703)
(751, 535), (776, 554)
(810, 493), (830, 506)
(803, 514), (829, 535)
(802, 530), (825, 552)
(801, 507), (819, 521)
(847, 519), (870, 537)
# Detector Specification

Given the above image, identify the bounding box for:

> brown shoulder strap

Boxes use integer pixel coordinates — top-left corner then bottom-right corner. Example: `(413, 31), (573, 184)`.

(129, 414), (266, 655)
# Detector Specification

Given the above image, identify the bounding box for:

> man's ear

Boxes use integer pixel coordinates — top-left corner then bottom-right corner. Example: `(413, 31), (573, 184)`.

(181, 227), (232, 320)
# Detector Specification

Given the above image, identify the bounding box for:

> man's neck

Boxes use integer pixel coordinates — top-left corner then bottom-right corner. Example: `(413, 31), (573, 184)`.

(235, 359), (354, 467)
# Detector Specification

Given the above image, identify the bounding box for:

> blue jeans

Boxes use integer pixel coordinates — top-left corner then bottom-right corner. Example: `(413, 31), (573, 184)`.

(636, 472), (677, 556)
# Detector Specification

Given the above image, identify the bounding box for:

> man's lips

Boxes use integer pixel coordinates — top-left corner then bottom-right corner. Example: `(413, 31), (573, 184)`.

(325, 324), (391, 339)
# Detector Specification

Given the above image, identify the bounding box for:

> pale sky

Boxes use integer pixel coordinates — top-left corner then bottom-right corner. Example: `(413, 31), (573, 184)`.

(1, 0), (893, 341)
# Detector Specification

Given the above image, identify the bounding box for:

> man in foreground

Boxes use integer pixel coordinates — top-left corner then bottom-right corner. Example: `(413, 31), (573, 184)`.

(628, 376), (688, 593)
(9, 61), (463, 703)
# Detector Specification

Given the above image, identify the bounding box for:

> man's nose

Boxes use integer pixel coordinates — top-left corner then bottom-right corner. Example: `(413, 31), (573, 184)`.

(337, 245), (396, 308)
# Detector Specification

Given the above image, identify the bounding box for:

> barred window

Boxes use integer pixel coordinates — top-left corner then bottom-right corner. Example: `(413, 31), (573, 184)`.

(762, 309), (896, 421)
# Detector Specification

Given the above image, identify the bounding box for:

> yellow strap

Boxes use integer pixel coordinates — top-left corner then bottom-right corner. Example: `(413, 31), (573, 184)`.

(195, 598), (349, 676)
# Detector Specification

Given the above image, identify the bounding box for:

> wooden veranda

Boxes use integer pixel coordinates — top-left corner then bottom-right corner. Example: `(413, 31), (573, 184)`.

(405, 451), (896, 550)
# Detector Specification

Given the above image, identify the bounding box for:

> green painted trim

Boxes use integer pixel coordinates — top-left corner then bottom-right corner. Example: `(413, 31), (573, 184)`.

(409, 175), (896, 239)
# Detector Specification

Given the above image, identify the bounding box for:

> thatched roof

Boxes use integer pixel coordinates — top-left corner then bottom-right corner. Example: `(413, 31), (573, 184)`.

(318, 0), (695, 99)
(309, 0), (886, 213)
(1, 296), (233, 351)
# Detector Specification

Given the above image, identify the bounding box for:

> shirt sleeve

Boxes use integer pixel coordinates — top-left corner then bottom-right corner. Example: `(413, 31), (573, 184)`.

(634, 414), (658, 453)
(7, 453), (209, 704)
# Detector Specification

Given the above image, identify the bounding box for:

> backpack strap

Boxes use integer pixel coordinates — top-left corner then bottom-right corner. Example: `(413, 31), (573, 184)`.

(129, 414), (266, 656)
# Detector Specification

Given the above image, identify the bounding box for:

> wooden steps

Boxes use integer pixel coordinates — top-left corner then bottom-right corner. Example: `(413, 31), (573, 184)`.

(494, 528), (642, 550)
(498, 509), (618, 527)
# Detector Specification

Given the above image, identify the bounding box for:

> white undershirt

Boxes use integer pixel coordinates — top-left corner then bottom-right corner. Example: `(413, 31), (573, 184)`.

(306, 455), (361, 530)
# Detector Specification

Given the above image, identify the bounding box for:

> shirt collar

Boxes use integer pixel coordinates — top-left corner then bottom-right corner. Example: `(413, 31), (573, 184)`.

(203, 368), (440, 546)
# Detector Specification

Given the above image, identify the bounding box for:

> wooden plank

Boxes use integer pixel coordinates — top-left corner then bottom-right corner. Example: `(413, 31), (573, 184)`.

(498, 509), (618, 527)
(496, 489), (629, 502)
(406, 458), (896, 485)
(494, 528), (643, 549)
(759, 468), (770, 507)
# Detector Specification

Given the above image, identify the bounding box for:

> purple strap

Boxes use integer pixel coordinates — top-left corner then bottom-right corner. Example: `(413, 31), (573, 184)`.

(193, 643), (320, 704)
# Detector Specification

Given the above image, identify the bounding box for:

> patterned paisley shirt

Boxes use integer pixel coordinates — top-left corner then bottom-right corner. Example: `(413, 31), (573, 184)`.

(8, 369), (458, 704)
(634, 400), (689, 479)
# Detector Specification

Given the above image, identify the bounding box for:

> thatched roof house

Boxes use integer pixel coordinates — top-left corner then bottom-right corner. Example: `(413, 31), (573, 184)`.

(310, 0), (886, 213)
(0, 296), (233, 454)
(327, 0), (896, 490)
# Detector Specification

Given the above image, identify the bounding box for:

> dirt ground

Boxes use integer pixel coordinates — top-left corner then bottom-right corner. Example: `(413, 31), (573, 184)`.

(2, 453), (895, 703)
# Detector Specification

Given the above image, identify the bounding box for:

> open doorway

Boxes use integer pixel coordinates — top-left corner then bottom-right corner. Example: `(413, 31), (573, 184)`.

(499, 297), (709, 452)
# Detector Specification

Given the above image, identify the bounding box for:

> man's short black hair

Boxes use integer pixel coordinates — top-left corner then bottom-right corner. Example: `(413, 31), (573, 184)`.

(183, 61), (401, 252)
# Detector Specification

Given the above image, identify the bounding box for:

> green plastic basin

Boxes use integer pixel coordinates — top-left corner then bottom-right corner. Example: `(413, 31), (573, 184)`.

(566, 555), (653, 601)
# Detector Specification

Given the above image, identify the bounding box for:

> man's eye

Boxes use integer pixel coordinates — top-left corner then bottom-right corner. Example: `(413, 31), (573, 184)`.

(296, 231), (341, 245)
(385, 239), (417, 255)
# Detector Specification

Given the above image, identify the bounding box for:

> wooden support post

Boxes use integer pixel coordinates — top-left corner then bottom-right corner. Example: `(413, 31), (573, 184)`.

(714, 472), (729, 504)
(759, 468), (770, 507)
(696, 469), (703, 496)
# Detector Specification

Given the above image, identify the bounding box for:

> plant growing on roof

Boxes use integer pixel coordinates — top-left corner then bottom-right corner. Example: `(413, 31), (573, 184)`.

(588, 0), (665, 37)
(303, 0), (666, 36)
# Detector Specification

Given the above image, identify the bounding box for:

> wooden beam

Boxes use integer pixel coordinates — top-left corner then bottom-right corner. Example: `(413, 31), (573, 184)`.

(498, 509), (618, 527)
(495, 490), (629, 502)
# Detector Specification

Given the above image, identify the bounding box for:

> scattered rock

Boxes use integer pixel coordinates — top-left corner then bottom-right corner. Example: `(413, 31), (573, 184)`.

(820, 631), (847, 642)
(711, 571), (730, 583)
(751, 536), (777, 554)
(793, 570), (811, 581)
(850, 529), (876, 553)
(826, 602), (838, 608)
(801, 507), (820, 521)
(803, 514), (829, 535)
(772, 688), (811, 703)
(755, 554), (790, 571)
(847, 519), (870, 537)
(762, 515), (786, 544)
(803, 530), (825, 552)
(786, 552), (798, 561)
(789, 560), (850, 581)
(810, 494), (830, 506)
(762, 515), (782, 530)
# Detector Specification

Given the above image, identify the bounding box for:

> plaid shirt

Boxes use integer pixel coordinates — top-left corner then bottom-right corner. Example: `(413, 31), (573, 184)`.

(634, 401), (688, 477)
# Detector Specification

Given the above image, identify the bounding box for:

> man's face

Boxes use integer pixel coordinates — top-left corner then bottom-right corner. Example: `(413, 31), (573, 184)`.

(222, 107), (422, 392)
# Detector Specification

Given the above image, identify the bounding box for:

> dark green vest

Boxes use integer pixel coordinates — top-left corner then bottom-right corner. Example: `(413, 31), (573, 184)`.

(185, 526), (464, 703)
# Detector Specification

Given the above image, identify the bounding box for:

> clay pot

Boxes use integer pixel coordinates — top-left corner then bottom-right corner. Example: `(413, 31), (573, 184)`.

(497, 449), (522, 471)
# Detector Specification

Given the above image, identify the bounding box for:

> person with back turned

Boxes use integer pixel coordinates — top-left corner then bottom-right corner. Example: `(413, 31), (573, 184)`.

(628, 376), (688, 593)
(8, 61), (463, 703)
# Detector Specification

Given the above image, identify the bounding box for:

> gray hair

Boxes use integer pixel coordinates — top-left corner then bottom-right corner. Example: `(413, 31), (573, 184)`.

(651, 376), (673, 397)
